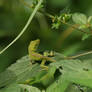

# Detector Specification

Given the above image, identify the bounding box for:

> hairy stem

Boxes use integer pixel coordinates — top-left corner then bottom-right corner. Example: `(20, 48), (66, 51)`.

(0, 0), (43, 55)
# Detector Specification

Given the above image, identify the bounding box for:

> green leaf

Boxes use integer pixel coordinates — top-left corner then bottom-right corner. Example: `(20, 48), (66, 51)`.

(0, 55), (41, 87)
(50, 59), (92, 88)
(88, 16), (92, 23)
(66, 84), (81, 92)
(0, 83), (41, 92)
(46, 76), (70, 92)
(20, 84), (41, 92)
(72, 13), (87, 25)
(41, 66), (57, 86)
(0, 83), (21, 92)
(88, 16), (92, 27)
(82, 34), (91, 40)
(52, 22), (60, 29)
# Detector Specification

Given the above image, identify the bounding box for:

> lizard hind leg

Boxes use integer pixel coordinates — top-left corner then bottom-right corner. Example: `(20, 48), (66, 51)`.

(40, 51), (49, 70)
(40, 60), (49, 70)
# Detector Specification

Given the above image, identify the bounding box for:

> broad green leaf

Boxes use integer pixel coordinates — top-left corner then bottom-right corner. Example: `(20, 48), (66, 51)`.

(0, 55), (41, 87)
(53, 52), (66, 61)
(0, 83), (41, 92)
(46, 76), (70, 92)
(41, 66), (57, 86)
(0, 83), (21, 92)
(66, 84), (81, 92)
(20, 84), (41, 92)
(72, 13), (87, 25)
(50, 59), (92, 88)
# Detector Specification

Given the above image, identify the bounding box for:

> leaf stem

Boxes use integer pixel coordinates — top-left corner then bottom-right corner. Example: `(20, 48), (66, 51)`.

(67, 50), (92, 59)
(0, 0), (43, 55)
(45, 13), (92, 35)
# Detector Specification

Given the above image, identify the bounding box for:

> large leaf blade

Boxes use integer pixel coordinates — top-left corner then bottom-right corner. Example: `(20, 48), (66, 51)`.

(0, 55), (41, 87)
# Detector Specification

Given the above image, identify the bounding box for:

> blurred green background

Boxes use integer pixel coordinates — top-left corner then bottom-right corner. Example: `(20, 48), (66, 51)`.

(0, 0), (92, 72)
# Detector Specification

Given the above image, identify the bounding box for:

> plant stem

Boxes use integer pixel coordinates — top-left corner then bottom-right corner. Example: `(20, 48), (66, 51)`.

(45, 13), (91, 35)
(0, 0), (43, 55)
(67, 50), (92, 59)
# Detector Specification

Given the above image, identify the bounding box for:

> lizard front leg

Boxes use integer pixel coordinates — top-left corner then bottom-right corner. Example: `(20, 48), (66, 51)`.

(28, 39), (56, 70)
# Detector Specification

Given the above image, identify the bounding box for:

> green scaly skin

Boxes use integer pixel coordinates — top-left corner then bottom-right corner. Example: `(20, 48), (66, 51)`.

(28, 39), (56, 63)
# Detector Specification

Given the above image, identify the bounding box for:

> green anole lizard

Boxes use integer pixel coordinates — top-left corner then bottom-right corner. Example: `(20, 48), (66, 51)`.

(28, 39), (56, 69)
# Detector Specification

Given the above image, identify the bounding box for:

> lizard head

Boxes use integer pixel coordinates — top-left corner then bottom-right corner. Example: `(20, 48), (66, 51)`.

(28, 39), (40, 52)
(32, 39), (40, 48)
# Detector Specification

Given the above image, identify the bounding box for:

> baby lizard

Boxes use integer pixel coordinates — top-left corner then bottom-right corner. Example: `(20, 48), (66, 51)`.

(28, 39), (56, 64)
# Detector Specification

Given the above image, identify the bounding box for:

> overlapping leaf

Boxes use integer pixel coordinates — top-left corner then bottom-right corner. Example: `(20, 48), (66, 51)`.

(46, 76), (70, 92)
(50, 58), (92, 88)
(1, 52), (92, 92)
(0, 55), (41, 88)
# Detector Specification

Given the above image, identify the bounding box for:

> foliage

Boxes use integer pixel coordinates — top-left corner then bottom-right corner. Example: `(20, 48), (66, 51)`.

(1, 52), (92, 92)
(1, 0), (92, 92)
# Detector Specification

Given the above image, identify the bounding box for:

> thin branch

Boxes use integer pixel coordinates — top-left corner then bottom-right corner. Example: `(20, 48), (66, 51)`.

(19, 1), (89, 36)
(67, 50), (92, 59)
(0, 0), (43, 55)
(61, 21), (91, 35)
(44, 13), (92, 59)
(45, 13), (92, 35)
